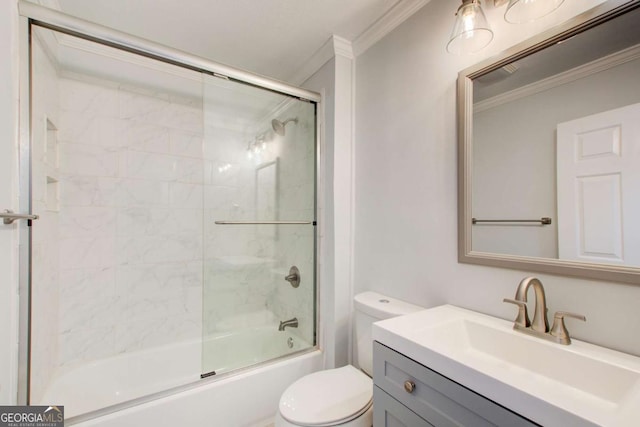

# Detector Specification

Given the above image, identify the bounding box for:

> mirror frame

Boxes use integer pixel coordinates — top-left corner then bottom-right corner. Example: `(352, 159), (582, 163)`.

(458, 0), (640, 285)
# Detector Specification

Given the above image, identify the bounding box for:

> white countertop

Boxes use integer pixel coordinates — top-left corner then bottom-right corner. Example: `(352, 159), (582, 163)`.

(373, 305), (640, 427)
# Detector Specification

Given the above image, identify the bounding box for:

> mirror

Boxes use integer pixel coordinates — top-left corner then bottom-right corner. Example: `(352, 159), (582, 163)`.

(458, 0), (640, 284)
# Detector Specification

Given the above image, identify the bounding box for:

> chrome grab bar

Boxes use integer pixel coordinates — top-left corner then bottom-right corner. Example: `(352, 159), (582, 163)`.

(472, 217), (552, 225)
(1, 209), (39, 225)
(214, 221), (313, 225)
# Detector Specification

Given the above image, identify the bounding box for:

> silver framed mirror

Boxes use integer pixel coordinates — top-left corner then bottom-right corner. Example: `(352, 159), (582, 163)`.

(458, 0), (640, 285)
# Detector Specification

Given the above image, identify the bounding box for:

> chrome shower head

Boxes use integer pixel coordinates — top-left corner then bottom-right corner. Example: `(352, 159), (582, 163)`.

(271, 117), (298, 136)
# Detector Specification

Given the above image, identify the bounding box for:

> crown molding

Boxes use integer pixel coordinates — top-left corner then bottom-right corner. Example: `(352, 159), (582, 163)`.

(353, 0), (431, 57)
(32, 0), (62, 11)
(289, 35), (354, 86)
(474, 44), (640, 113)
(333, 36), (355, 60)
(289, 0), (429, 85)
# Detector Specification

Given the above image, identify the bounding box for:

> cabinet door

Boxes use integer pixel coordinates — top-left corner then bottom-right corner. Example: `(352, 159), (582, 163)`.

(374, 386), (433, 427)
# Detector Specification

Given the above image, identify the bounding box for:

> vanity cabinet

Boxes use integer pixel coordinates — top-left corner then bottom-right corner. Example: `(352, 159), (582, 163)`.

(373, 342), (538, 427)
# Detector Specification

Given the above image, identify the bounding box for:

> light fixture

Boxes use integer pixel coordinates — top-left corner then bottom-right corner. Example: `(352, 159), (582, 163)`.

(448, 0), (566, 54)
(447, 0), (494, 55)
(505, 0), (565, 23)
(246, 133), (269, 160)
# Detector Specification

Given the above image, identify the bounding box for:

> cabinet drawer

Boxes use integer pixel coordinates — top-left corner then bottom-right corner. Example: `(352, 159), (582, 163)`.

(374, 386), (433, 427)
(373, 342), (538, 427)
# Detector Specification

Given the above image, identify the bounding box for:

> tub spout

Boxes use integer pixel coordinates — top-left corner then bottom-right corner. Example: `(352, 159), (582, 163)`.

(278, 317), (298, 331)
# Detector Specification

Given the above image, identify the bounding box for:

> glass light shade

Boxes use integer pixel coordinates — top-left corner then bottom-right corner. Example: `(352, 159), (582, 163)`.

(504, 0), (565, 24)
(447, 0), (494, 54)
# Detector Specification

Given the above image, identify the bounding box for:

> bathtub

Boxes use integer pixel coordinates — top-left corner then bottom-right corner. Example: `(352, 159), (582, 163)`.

(203, 327), (311, 375)
(38, 326), (321, 425)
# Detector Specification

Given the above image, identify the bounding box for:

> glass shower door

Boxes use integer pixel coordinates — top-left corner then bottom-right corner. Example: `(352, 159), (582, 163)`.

(28, 25), (206, 418)
(201, 75), (316, 376)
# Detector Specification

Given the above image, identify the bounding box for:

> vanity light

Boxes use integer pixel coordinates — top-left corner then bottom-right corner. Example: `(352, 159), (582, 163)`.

(447, 0), (494, 55)
(246, 133), (270, 159)
(448, 0), (565, 54)
(505, 0), (565, 23)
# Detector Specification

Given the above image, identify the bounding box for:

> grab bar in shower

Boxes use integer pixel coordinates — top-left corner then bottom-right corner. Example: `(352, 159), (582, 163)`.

(214, 220), (314, 225)
(1, 209), (39, 225)
(472, 217), (552, 225)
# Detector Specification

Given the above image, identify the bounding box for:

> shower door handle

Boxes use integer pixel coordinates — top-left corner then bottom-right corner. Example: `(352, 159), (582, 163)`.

(1, 209), (39, 225)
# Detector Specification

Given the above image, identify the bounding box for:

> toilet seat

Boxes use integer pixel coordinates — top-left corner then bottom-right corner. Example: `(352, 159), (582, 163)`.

(278, 365), (372, 426)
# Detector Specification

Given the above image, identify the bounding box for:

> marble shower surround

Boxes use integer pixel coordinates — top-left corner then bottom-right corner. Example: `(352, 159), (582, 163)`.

(268, 100), (316, 345)
(56, 75), (204, 368)
(30, 33), (61, 403)
(54, 75), (317, 368)
(202, 97), (317, 347)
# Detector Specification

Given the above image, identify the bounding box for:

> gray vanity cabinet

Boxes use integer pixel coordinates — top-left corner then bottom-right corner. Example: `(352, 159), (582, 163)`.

(372, 342), (538, 427)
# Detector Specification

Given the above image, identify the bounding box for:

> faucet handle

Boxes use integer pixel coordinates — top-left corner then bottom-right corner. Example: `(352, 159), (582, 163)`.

(550, 311), (586, 345)
(503, 298), (531, 328)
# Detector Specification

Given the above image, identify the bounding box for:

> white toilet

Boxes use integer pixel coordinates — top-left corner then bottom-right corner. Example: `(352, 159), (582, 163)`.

(275, 291), (424, 427)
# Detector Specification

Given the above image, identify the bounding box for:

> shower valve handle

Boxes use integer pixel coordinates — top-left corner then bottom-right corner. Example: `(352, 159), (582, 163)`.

(285, 266), (300, 288)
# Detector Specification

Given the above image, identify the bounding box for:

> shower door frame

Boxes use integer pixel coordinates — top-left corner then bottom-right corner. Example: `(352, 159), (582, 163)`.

(16, 1), (323, 418)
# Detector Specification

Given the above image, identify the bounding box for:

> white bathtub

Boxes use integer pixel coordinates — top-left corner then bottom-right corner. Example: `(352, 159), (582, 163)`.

(38, 326), (320, 425)
(203, 327), (311, 375)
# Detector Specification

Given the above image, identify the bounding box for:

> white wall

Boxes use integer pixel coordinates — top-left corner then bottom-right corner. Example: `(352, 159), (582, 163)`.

(355, 0), (640, 357)
(0, 0), (20, 405)
(303, 41), (355, 368)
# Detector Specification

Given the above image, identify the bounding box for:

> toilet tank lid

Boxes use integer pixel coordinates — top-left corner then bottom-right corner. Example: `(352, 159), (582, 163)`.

(354, 291), (424, 320)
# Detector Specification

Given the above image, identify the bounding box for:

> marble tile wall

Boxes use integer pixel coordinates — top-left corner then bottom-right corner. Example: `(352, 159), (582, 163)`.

(202, 118), (278, 336)
(35, 59), (317, 379)
(30, 34), (61, 403)
(267, 101), (317, 346)
(56, 75), (204, 368)
(201, 97), (316, 347)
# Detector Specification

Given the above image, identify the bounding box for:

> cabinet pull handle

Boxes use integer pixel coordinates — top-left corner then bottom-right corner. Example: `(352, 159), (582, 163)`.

(404, 380), (416, 393)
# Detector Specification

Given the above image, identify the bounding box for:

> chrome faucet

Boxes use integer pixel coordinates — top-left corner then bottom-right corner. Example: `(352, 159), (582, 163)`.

(504, 277), (586, 345)
(278, 317), (298, 331)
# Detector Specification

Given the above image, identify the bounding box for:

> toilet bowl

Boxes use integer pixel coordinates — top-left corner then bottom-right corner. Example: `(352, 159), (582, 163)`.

(275, 365), (372, 427)
(275, 292), (423, 427)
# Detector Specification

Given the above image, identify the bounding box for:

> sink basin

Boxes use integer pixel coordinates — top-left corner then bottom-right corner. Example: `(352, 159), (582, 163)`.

(373, 305), (640, 426)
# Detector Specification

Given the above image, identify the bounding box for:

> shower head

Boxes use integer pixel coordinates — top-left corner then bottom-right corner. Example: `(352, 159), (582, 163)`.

(271, 117), (298, 136)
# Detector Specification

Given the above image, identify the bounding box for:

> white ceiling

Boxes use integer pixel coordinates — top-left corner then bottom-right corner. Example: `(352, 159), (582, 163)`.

(52, 0), (419, 83)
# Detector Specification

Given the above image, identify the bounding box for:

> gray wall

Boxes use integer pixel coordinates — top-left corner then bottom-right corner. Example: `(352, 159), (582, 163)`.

(354, 0), (640, 357)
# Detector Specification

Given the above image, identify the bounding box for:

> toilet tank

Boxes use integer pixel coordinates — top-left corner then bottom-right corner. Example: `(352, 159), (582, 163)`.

(354, 291), (424, 376)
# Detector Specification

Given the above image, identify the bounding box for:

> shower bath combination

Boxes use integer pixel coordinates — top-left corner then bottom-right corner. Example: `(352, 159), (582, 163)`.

(19, 3), (319, 423)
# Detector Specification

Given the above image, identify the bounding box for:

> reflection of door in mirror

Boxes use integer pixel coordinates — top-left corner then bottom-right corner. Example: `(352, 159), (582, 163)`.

(472, 44), (640, 260)
(557, 103), (640, 267)
(460, 1), (640, 282)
